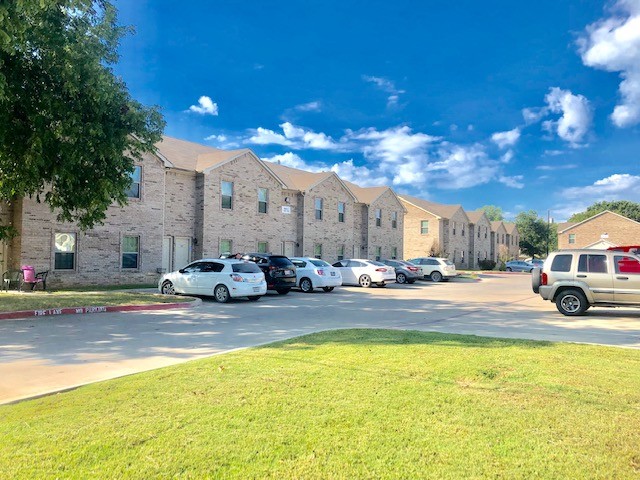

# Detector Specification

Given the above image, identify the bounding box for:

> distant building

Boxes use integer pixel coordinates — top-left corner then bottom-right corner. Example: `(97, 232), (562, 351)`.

(557, 210), (640, 250)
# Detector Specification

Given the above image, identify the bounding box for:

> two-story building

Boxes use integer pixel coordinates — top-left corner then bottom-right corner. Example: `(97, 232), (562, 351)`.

(557, 210), (640, 250)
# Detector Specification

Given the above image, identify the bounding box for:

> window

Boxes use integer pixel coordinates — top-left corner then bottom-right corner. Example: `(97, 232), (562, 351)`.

(484, 227), (488, 239)
(122, 236), (140, 269)
(578, 254), (608, 274)
(391, 247), (398, 259)
(221, 181), (233, 209)
(220, 239), (232, 255)
(551, 254), (573, 272)
(54, 233), (76, 270)
(477, 227), (480, 238)
(375, 246), (382, 261)
(314, 244), (322, 259)
(315, 198), (323, 220)
(202, 262), (224, 273)
(461, 224), (465, 237)
(568, 233), (576, 244)
(126, 166), (142, 198)
(338, 202), (345, 223)
(452, 222), (456, 235)
(337, 245), (344, 261)
(375, 209), (382, 227)
(615, 255), (640, 274)
(421, 220), (429, 234)
(392, 211), (398, 229)
(258, 188), (268, 214)
(502, 234), (505, 243)
(257, 242), (268, 253)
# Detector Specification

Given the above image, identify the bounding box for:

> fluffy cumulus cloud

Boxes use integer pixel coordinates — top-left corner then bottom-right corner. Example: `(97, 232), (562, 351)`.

(491, 128), (521, 149)
(362, 75), (406, 108)
(188, 96), (219, 115)
(294, 101), (321, 112)
(247, 127), (293, 146)
(543, 88), (593, 146)
(426, 145), (505, 189)
(579, 0), (640, 127)
(262, 152), (323, 171)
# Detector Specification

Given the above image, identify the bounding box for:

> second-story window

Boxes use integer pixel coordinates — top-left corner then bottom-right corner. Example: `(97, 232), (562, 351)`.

(258, 188), (268, 213)
(452, 222), (456, 235)
(338, 202), (345, 222)
(315, 198), (323, 220)
(375, 209), (381, 227)
(569, 233), (576, 244)
(421, 220), (429, 234)
(485, 226), (488, 239)
(221, 181), (233, 209)
(391, 211), (398, 229)
(126, 166), (142, 198)
(461, 224), (465, 237)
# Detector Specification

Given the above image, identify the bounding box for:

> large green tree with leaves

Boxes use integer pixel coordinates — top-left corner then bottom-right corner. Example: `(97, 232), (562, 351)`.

(568, 200), (640, 223)
(0, 0), (164, 240)
(480, 205), (504, 221)
(516, 210), (556, 259)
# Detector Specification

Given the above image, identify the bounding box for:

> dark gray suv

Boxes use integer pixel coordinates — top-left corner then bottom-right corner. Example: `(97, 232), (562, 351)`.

(242, 253), (297, 295)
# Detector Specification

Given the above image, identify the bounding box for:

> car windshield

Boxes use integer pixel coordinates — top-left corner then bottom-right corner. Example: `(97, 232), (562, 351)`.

(310, 259), (330, 267)
(443, 260), (454, 266)
(369, 261), (386, 266)
(232, 263), (261, 273)
(271, 256), (294, 267)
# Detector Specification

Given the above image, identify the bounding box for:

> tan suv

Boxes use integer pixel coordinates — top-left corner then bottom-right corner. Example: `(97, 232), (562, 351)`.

(532, 249), (640, 315)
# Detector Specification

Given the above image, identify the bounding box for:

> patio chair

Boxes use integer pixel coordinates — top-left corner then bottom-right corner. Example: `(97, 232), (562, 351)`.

(2, 270), (23, 291)
(21, 267), (48, 291)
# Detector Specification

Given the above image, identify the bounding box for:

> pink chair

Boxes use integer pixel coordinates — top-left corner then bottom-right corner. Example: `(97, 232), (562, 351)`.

(20, 266), (48, 290)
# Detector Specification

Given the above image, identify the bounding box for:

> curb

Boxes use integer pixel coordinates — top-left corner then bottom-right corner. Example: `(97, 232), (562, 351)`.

(0, 299), (200, 321)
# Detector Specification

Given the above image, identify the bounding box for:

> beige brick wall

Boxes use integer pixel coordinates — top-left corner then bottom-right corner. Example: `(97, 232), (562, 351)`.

(469, 217), (492, 267)
(13, 152), (166, 287)
(493, 224), (508, 262)
(367, 189), (404, 260)
(504, 224), (520, 259)
(447, 210), (471, 268)
(402, 201), (442, 260)
(558, 212), (640, 249)
(300, 175), (357, 262)
(200, 153), (298, 258)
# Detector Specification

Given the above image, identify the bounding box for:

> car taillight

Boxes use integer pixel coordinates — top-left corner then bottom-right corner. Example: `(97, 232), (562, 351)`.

(316, 269), (325, 276)
(230, 274), (245, 282)
(407, 266), (419, 271)
(541, 272), (548, 286)
(375, 268), (387, 272)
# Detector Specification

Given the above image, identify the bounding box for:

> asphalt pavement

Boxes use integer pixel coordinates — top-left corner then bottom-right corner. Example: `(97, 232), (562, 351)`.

(2, 273), (640, 404)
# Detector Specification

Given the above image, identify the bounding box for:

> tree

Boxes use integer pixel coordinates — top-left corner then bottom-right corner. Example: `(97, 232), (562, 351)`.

(480, 205), (504, 221)
(568, 200), (640, 223)
(0, 1), (165, 240)
(516, 210), (550, 259)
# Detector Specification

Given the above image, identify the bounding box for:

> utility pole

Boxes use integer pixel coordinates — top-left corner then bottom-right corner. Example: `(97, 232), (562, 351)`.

(546, 210), (550, 257)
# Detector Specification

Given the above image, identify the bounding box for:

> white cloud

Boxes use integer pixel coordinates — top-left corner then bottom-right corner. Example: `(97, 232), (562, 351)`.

(246, 127), (293, 146)
(561, 173), (640, 200)
(426, 145), (503, 189)
(522, 107), (548, 125)
(188, 96), (219, 115)
(330, 159), (391, 187)
(500, 150), (514, 164)
(362, 75), (406, 108)
(543, 87), (592, 146)
(262, 152), (323, 171)
(491, 128), (521, 148)
(535, 163), (578, 171)
(498, 175), (524, 189)
(294, 101), (321, 112)
(204, 134), (240, 149)
(579, 1), (640, 127)
(348, 126), (439, 164)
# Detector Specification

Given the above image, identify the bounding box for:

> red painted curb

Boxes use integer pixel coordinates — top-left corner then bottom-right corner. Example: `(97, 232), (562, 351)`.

(0, 301), (196, 321)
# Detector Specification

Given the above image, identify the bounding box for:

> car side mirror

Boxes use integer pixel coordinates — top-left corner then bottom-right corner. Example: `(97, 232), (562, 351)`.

(178, 269), (186, 274)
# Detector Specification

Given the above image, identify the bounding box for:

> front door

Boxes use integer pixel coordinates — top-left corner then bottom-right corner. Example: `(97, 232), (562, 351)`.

(174, 237), (191, 270)
(162, 237), (173, 273)
(283, 241), (295, 257)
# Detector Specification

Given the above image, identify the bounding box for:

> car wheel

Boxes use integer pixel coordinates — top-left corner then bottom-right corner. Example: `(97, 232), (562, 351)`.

(161, 280), (175, 295)
(506, 267), (512, 272)
(276, 288), (290, 295)
(300, 278), (313, 293)
(247, 295), (261, 301)
(214, 284), (230, 303)
(430, 271), (443, 282)
(531, 268), (541, 294)
(408, 280), (416, 284)
(322, 286), (334, 292)
(396, 273), (407, 284)
(359, 274), (372, 288)
(377, 282), (387, 287)
(555, 289), (588, 316)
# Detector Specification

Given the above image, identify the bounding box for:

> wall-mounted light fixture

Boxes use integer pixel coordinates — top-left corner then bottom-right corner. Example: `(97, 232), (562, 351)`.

(193, 237), (198, 245)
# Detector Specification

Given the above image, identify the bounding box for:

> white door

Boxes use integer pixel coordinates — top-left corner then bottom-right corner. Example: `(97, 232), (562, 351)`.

(283, 241), (295, 257)
(174, 237), (191, 270)
(162, 237), (173, 273)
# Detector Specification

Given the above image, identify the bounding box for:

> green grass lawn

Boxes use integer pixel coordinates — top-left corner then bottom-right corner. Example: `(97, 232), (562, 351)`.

(0, 290), (194, 312)
(1, 330), (639, 478)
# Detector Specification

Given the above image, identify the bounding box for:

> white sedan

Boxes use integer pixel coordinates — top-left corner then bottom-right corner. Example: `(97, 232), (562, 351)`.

(158, 259), (267, 302)
(290, 257), (343, 292)
(331, 259), (396, 288)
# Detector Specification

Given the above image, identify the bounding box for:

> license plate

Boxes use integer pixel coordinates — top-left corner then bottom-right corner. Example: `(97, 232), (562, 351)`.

(284, 270), (292, 275)
(253, 287), (260, 292)
(330, 272), (336, 276)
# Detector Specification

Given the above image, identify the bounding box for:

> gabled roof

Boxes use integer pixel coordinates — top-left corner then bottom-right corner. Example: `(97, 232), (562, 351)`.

(261, 162), (357, 201)
(556, 222), (575, 233)
(466, 210), (490, 224)
(558, 210), (640, 233)
(504, 222), (518, 234)
(398, 194), (464, 220)
(154, 136), (251, 173)
(491, 221), (507, 232)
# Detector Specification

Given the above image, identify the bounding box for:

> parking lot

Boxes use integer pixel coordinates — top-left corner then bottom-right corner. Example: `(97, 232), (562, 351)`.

(2, 273), (640, 404)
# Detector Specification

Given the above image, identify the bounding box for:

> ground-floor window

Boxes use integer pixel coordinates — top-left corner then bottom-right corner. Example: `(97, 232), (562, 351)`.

(54, 233), (76, 270)
(257, 241), (268, 253)
(220, 239), (232, 255)
(391, 247), (397, 259)
(122, 236), (140, 269)
(337, 245), (344, 261)
(375, 246), (381, 261)
(314, 244), (322, 259)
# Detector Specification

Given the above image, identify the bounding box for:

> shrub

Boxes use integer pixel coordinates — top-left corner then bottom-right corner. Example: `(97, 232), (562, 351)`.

(477, 259), (496, 270)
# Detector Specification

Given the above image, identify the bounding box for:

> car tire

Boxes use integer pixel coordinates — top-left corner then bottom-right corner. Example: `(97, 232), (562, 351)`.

(408, 280), (416, 284)
(555, 289), (589, 316)
(161, 280), (175, 295)
(300, 278), (313, 293)
(214, 284), (230, 303)
(247, 295), (261, 301)
(430, 271), (443, 282)
(377, 282), (387, 287)
(506, 267), (512, 272)
(396, 273), (407, 284)
(276, 288), (290, 295)
(531, 267), (541, 294)
(359, 275), (372, 288)
(322, 287), (334, 292)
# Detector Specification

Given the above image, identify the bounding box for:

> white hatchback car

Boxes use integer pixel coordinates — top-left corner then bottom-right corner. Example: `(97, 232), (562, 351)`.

(158, 259), (267, 302)
(331, 259), (396, 288)
(290, 257), (343, 292)
(406, 257), (458, 282)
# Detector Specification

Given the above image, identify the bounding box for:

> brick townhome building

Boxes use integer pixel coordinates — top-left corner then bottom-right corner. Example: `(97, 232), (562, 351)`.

(466, 210), (493, 267)
(557, 210), (640, 250)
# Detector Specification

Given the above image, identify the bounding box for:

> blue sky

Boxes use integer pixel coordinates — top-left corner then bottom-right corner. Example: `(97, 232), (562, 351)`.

(114, 0), (640, 221)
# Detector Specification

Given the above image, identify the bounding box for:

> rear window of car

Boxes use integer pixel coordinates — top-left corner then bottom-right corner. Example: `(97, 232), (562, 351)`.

(270, 256), (294, 267)
(442, 260), (454, 266)
(310, 259), (330, 267)
(578, 254), (608, 274)
(232, 263), (262, 273)
(550, 254), (573, 272)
